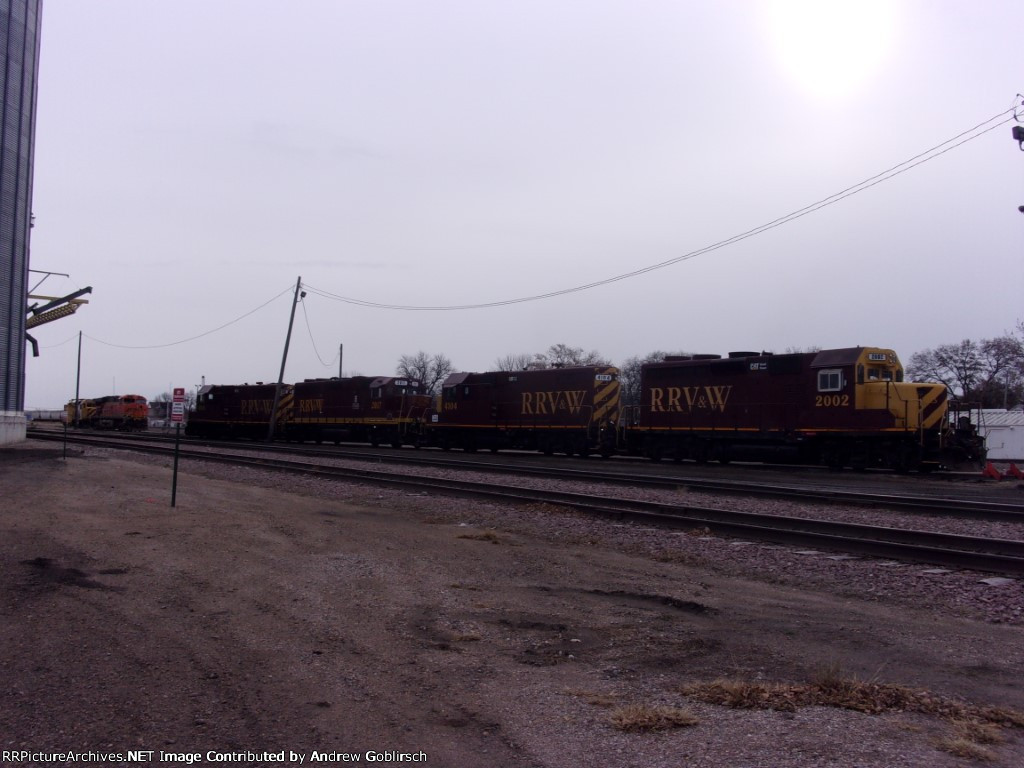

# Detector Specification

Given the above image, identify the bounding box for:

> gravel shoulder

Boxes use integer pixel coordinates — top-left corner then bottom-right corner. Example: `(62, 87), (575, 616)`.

(2, 442), (1022, 767)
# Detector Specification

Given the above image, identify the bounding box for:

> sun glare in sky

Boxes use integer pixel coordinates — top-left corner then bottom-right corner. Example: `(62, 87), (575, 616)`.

(762, 0), (901, 102)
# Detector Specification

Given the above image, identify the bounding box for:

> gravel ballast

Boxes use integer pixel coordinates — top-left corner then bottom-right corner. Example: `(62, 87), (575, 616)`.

(2, 442), (1022, 767)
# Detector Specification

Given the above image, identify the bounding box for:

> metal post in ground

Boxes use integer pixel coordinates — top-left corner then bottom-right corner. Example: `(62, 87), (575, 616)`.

(171, 423), (181, 507)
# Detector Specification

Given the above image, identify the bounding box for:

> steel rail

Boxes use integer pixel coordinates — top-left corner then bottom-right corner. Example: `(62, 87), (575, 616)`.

(33, 432), (1024, 575)
(31, 430), (1024, 522)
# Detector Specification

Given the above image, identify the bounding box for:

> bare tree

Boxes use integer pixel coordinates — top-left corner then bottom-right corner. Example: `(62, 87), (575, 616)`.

(494, 344), (610, 371)
(617, 350), (690, 407)
(907, 332), (1024, 408)
(396, 351), (455, 395)
(493, 353), (534, 371)
(152, 390), (196, 417)
(541, 343), (610, 368)
(907, 340), (984, 397)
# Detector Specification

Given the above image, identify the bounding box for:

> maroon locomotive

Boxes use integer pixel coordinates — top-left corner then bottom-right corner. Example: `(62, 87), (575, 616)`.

(425, 366), (621, 456)
(186, 383), (292, 440)
(186, 376), (429, 446)
(289, 376), (430, 446)
(624, 347), (984, 470)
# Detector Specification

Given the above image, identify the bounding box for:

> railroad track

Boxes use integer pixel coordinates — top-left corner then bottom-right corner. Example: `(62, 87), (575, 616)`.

(31, 428), (1024, 523)
(29, 431), (1024, 576)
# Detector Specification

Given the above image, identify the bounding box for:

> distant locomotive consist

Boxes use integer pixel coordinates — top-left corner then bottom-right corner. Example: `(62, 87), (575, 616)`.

(65, 394), (149, 431)
(624, 347), (984, 471)
(186, 345), (984, 471)
(186, 376), (430, 447)
(424, 365), (621, 456)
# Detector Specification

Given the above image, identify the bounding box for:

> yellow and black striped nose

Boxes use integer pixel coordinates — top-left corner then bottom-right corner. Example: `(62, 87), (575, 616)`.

(592, 367), (621, 425)
(277, 389), (295, 423)
(918, 384), (947, 431)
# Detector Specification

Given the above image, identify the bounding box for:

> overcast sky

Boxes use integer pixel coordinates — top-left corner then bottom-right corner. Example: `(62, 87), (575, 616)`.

(24, 0), (1024, 408)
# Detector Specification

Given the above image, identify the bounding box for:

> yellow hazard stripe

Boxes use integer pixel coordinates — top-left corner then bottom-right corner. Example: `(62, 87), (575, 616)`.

(592, 367), (621, 423)
(919, 387), (947, 431)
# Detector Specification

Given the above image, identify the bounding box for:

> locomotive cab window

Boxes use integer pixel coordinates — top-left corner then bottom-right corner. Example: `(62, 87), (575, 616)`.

(867, 367), (893, 381)
(817, 369), (844, 392)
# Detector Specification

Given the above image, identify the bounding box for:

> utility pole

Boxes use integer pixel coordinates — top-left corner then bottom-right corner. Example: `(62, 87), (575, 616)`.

(1014, 119), (1024, 213)
(267, 276), (304, 441)
(73, 331), (82, 427)
(339, 343), (343, 379)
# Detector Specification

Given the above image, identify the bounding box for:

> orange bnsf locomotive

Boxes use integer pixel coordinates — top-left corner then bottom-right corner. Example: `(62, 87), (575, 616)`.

(65, 394), (149, 431)
(623, 347), (984, 471)
(186, 376), (430, 446)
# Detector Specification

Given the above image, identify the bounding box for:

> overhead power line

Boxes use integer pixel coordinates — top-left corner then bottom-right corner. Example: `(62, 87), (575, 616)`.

(304, 104), (1021, 312)
(300, 296), (339, 367)
(83, 285), (295, 349)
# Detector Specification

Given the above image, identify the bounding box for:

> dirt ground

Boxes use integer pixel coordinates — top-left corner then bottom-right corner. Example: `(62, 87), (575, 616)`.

(2, 443), (1022, 767)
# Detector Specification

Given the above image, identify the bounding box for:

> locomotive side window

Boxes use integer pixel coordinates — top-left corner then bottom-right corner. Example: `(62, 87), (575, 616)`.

(817, 369), (843, 392)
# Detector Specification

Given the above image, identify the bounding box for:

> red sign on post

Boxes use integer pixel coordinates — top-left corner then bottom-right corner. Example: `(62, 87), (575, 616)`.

(171, 387), (185, 423)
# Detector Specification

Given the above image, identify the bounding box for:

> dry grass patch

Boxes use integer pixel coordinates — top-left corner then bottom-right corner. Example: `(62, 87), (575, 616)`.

(947, 718), (1006, 745)
(609, 704), (699, 733)
(682, 668), (1022, 722)
(681, 667), (1024, 758)
(935, 737), (997, 762)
